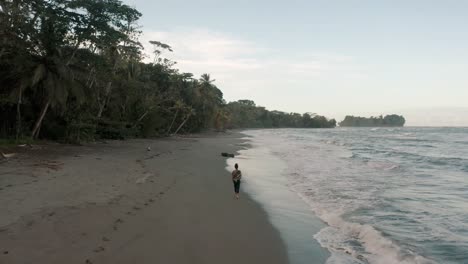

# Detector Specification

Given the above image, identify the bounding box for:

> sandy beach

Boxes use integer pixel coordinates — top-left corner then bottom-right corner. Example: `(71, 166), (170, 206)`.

(0, 132), (288, 264)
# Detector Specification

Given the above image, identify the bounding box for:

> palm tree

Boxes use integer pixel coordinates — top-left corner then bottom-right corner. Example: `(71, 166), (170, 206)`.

(200, 73), (215, 84)
(30, 56), (85, 139)
(195, 73), (224, 128)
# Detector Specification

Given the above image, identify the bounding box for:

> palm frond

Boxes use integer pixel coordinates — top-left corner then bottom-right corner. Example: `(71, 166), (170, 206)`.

(32, 63), (46, 87)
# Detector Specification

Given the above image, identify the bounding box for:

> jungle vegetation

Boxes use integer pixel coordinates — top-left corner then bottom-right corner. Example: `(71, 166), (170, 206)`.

(339, 115), (406, 127)
(0, 0), (336, 143)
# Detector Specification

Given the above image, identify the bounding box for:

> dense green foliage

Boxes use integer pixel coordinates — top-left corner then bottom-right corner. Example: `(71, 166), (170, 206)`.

(339, 115), (405, 127)
(0, 0), (335, 142)
(224, 100), (336, 129)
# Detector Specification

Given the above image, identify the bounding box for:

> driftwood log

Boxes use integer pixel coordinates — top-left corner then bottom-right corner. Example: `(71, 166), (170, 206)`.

(221, 152), (235, 158)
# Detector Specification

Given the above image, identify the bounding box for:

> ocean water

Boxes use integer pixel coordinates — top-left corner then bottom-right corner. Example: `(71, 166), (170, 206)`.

(232, 127), (468, 264)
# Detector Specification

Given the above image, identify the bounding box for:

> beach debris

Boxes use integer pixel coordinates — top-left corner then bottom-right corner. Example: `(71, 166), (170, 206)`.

(1, 152), (16, 159)
(147, 146), (151, 151)
(136, 173), (152, 184)
(102, 236), (110, 242)
(85, 259), (93, 264)
(221, 152), (235, 158)
(3, 251), (8, 255)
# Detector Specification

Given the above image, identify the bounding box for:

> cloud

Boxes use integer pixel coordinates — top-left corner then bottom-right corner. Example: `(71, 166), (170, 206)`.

(141, 29), (261, 64)
(139, 28), (367, 106)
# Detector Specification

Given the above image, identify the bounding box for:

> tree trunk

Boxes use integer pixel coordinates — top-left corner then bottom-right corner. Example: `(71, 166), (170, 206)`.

(97, 54), (118, 120)
(15, 86), (22, 140)
(31, 98), (51, 139)
(66, 44), (79, 66)
(97, 81), (112, 119)
(173, 114), (191, 136)
(86, 67), (95, 87)
(132, 110), (150, 128)
(167, 109), (179, 134)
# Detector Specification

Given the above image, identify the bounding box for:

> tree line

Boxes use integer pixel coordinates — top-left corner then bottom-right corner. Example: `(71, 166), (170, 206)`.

(339, 115), (405, 127)
(224, 100), (336, 129)
(0, 0), (336, 143)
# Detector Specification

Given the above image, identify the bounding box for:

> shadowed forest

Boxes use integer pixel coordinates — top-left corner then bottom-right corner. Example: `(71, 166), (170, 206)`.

(0, 0), (336, 142)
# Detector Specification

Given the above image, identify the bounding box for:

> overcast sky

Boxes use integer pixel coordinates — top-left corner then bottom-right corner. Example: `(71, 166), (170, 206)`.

(124, 0), (468, 126)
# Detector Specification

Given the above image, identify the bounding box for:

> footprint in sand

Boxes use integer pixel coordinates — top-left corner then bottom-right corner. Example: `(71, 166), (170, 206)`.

(26, 220), (34, 227)
(113, 218), (124, 230)
(93, 246), (105, 253)
(133, 206), (141, 211)
(85, 259), (93, 264)
(102, 236), (110, 242)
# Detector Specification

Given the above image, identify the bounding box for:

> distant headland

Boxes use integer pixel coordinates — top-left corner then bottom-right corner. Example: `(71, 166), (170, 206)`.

(339, 115), (406, 127)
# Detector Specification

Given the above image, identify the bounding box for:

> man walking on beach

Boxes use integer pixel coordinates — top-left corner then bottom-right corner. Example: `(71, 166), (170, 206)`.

(232, 163), (242, 199)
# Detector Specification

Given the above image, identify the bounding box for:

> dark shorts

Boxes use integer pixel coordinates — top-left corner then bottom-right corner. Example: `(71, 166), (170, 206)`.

(233, 180), (241, 193)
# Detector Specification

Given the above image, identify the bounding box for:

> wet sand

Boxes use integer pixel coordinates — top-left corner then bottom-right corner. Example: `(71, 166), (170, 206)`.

(0, 132), (288, 264)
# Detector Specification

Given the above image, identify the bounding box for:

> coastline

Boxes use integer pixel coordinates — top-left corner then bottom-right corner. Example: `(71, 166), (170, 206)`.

(227, 131), (330, 264)
(0, 132), (288, 264)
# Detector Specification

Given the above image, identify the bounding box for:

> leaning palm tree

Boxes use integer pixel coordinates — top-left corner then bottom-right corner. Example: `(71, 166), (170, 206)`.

(172, 107), (195, 136)
(167, 99), (185, 135)
(30, 55), (85, 139)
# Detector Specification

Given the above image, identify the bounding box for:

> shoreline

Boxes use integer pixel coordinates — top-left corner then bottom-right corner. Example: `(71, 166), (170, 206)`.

(228, 131), (330, 264)
(0, 132), (288, 264)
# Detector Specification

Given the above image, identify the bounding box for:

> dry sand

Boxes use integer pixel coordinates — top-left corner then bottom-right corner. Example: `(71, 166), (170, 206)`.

(0, 132), (288, 264)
